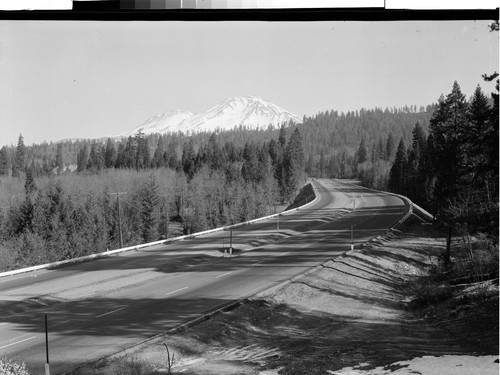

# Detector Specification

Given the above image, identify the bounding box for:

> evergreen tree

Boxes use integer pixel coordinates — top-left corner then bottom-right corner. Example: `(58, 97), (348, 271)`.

(0, 146), (9, 175)
(55, 143), (64, 175)
(385, 134), (394, 161)
(182, 139), (196, 179)
(166, 139), (180, 169)
(209, 133), (225, 171)
(98, 144), (106, 170)
(429, 81), (469, 213)
(318, 154), (326, 178)
(305, 154), (314, 176)
(411, 122), (427, 158)
(152, 135), (165, 168)
(104, 138), (116, 169)
(357, 139), (367, 164)
(284, 128), (305, 200)
(17, 196), (35, 234)
(135, 131), (150, 169)
(24, 169), (37, 195)
(376, 136), (385, 160)
(466, 86), (494, 175)
(87, 142), (101, 173)
(141, 173), (161, 242)
(278, 124), (287, 149)
(269, 138), (286, 199)
(123, 136), (137, 169)
(388, 138), (407, 194)
(241, 141), (259, 183)
(12, 134), (26, 177)
(114, 143), (126, 169)
(77, 144), (89, 172)
(42, 155), (52, 176)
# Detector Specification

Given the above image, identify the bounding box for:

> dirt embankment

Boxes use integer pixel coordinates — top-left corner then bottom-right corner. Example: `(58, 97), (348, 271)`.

(76, 219), (499, 375)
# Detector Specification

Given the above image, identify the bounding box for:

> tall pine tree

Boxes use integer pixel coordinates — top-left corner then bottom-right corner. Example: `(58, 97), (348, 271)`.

(388, 138), (407, 194)
(12, 134), (26, 177)
(429, 81), (469, 215)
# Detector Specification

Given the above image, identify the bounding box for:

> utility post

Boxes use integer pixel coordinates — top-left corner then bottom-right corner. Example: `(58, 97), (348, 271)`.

(115, 192), (127, 249)
(45, 314), (50, 375)
(181, 189), (185, 221)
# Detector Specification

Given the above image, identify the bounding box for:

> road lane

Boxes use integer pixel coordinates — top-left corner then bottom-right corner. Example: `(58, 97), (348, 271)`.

(0, 179), (408, 373)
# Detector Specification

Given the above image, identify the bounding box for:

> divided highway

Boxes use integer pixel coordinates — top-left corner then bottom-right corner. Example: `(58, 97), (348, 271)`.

(0, 179), (408, 373)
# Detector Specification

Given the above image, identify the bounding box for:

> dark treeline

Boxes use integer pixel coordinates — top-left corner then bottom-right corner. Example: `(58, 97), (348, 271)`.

(388, 81), (499, 246)
(0, 105), (433, 182)
(0, 127), (305, 271)
(298, 105), (435, 189)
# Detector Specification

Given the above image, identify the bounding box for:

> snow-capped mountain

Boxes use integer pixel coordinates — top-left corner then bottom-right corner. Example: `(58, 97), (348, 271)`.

(120, 96), (301, 137)
(122, 110), (195, 137)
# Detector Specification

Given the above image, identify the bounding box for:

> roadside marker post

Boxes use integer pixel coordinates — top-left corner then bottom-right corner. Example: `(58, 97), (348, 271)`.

(350, 225), (354, 250)
(230, 230), (233, 258)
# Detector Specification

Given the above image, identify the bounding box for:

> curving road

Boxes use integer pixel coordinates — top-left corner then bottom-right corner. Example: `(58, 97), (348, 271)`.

(0, 179), (408, 374)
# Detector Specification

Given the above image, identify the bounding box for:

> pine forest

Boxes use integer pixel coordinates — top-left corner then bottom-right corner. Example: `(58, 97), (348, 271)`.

(0, 80), (498, 272)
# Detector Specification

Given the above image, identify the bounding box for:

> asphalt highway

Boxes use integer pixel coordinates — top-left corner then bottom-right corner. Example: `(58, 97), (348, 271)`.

(0, 179), (408, 373)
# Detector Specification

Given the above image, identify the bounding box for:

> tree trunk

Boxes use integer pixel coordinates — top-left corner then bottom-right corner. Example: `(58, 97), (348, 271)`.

(444, 226), (452, 267)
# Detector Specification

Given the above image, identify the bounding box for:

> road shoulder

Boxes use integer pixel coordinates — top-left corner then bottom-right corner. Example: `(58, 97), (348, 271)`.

(72, 219), (499, 375)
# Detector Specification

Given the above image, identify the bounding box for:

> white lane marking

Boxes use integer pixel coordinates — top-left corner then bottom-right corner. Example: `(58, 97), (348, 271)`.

(96, 307), (126, 318)
(165, 286), (188, 295)
(215, 271), (232, 279)
(0, 336), (36, 350)
(279, 252), (289, 256)
(0, 274), (38, 284)
(67, 271), (93, 280)
(5, 285), (35, 294)
(252, 260), (264, 266)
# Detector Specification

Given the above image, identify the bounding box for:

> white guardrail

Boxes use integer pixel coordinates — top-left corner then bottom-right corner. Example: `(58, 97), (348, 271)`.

(340, 179), (434, 226)
(0, 181), (320, 279)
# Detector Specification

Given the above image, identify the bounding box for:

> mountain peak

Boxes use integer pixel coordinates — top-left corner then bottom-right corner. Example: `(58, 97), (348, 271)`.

(120, 97), (301, 137)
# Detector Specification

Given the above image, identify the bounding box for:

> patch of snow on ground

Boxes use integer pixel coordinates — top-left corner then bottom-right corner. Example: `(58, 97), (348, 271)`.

(328, 355), (498, 375)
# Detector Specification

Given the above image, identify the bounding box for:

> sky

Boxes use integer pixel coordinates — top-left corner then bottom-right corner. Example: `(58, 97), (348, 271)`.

(0, 19), (498, 145)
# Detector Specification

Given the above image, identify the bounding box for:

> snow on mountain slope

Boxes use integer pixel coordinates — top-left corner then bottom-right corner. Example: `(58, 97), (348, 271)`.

(122, 110), (195, 137)
(120, 96), (301, 137)
(185, 96), (302, 132)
